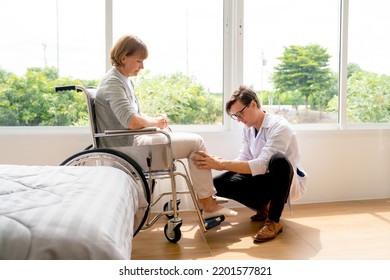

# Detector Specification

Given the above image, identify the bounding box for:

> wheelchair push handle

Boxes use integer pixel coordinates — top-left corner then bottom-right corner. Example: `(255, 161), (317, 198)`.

(55, 85), (77, 92)
(55, 85), (92, 93)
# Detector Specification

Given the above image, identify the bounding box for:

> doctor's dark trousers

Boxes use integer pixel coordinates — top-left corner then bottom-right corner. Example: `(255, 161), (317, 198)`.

(213, 152), (294, 223)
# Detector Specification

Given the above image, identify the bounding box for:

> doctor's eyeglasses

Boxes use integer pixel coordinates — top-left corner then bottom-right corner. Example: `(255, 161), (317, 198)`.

(229, 103), (249, 120)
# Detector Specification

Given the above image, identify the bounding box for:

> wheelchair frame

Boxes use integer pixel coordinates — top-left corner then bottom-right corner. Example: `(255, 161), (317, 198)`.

(56, 85), (224, 243)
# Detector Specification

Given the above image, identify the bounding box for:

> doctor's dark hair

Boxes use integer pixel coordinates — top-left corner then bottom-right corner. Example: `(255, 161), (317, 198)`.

(110, 35), (148, 67)
(225, 85), (261, 115)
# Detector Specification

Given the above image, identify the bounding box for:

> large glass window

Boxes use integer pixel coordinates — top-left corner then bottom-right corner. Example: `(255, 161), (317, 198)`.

(243, 0), (340, 124)
(113, 0), (224, 125)
(1, 0), (388, 127)
(0, 0), (105, 79)
(0, 0), (104, 126)
(347, 0), (390, 123)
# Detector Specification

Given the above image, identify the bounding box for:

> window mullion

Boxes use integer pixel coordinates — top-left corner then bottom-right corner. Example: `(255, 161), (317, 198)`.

(338, 0), (349, 128)
(105, 0), (113, 72)
(224, 0), (244, 130)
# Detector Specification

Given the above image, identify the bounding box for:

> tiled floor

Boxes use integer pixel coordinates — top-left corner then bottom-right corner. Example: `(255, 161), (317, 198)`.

(131, 199), (390, 260)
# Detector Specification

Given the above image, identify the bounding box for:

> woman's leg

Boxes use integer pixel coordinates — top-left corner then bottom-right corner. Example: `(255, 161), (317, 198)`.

(169, 132), (238, 216)
(169, 132), (216, 199)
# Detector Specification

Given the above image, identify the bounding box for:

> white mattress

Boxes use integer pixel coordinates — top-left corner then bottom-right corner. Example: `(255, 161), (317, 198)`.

(0, 164), (148, 260)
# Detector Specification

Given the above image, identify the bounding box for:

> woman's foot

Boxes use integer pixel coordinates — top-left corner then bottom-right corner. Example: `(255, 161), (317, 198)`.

(200, 196), (237, 219)
(213, 195), (229, 204)
(203, 207), (238, 219)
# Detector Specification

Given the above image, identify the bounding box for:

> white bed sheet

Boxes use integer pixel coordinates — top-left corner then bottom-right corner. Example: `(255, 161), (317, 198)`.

(0, 164), (148, 260)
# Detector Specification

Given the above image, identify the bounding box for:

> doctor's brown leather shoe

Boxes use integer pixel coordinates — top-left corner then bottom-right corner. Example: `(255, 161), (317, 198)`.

(253, 219), (283, 242)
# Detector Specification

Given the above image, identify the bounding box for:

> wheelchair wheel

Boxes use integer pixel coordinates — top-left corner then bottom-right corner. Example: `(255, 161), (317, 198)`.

(60, 148), (150, 237)
(164, 221), (182, 243)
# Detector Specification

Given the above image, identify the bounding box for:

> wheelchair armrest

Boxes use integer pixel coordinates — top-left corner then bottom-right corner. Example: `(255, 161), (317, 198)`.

(104, 127), (158, 135)
(101, 127), (172, 146)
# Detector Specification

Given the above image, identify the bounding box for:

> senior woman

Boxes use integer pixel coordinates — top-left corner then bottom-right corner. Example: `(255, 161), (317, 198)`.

(94, 34), (237, 219)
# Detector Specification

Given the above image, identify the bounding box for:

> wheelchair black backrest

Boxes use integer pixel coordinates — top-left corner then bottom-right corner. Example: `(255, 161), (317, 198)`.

(84, 88), (99, 148)
(55, 85), (98, 148)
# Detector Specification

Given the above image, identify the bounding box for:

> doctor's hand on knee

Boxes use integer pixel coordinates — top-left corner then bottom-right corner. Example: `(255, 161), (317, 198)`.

(192, 151), (223, 170)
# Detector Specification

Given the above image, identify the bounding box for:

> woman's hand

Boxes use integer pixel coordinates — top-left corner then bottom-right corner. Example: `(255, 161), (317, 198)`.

(155, 113), (168, 129)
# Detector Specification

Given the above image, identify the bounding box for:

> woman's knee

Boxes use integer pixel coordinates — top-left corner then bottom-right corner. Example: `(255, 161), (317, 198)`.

(193, 133), (206, 150)
(179, 132), (206, 151)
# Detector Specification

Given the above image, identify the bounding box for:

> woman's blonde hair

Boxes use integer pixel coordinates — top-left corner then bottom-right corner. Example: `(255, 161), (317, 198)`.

(110, 35), (148, 66)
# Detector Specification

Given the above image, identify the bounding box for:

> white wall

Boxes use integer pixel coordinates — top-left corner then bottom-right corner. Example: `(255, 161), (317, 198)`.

(1, 127), (389, 206)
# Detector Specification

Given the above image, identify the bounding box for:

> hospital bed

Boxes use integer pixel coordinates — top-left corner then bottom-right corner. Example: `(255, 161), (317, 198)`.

(0, 164), (148, 259)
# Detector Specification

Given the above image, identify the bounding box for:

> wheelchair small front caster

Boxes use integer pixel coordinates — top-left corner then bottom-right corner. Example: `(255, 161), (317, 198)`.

(163, 199), (181, 219)
(164, 218), (182, 243)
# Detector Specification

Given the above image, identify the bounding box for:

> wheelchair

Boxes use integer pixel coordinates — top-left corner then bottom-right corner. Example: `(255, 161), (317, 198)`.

(55, 85), (224, 243)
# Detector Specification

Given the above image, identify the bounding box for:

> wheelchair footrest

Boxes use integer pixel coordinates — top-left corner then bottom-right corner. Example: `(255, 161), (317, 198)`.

(204, 215), (225, 230)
